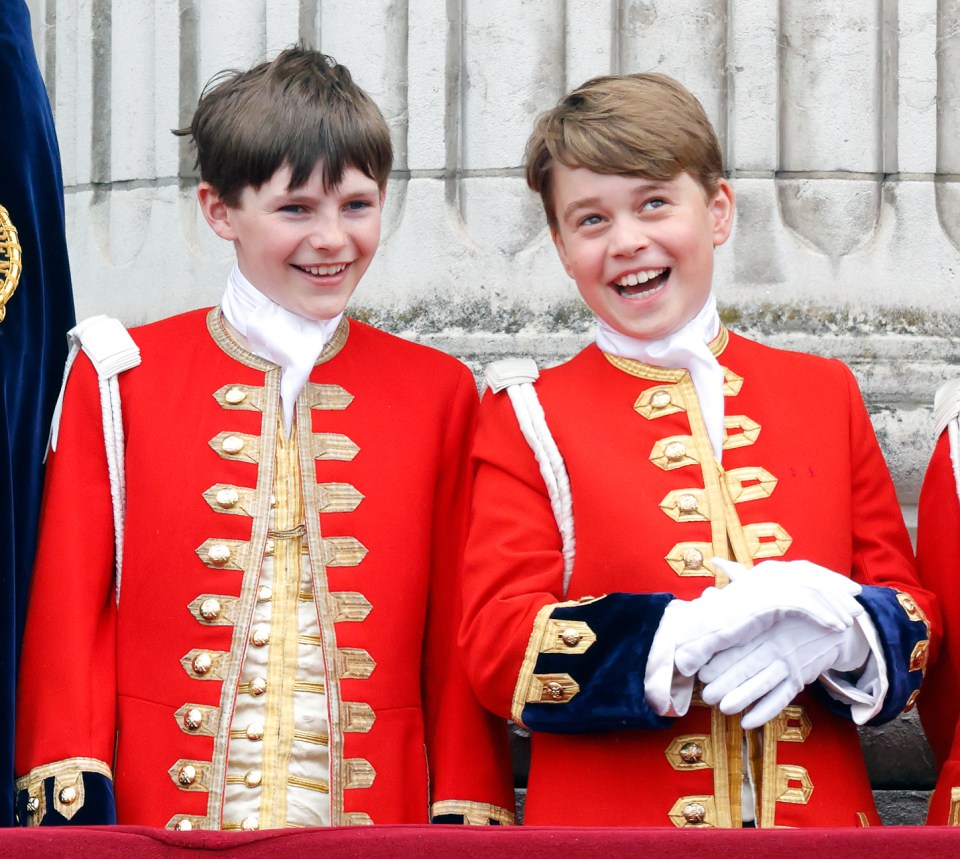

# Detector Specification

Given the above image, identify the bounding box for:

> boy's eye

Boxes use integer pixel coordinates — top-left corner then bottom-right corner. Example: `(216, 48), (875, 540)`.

(345, 199), (374, 211)
(578, 214), (603, 227)
(279, 204), (307, 214)
(643, 198), (667, 211)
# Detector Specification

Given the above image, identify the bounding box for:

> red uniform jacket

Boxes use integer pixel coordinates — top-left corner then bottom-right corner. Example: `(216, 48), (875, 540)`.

(917, 430), (960, 824)
(15, 308), (513, 829)
(462, 329), (934, 828)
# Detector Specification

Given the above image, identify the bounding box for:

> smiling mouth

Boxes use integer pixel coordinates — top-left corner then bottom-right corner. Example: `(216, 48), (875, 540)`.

(614, 268), (669, 299)
(293, 263), (349, 277)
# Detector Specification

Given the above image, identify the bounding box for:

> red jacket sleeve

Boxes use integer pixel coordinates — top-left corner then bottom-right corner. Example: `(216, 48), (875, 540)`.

(15, 351), (118, 824)
(422, 368), (515, 824)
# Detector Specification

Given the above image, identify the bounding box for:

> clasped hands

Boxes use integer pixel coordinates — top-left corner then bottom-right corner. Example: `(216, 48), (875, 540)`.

(663, 559), (870, 729)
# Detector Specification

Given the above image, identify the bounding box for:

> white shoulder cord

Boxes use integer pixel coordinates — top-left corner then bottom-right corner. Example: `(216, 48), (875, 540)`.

(49, 316), (141, 606)
(933, 379), (960, 504)
(484, 359), (576, 596)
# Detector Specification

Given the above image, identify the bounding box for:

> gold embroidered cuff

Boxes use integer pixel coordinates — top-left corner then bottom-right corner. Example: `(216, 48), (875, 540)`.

(15, 757), (112, 825)
(510, 599), (588, 725)
(431, 800), (516, 825)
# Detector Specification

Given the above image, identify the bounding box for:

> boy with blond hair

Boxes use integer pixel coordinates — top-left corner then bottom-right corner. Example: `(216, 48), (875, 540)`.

(15, 47), (513, 831)
(461, 73), (935, 828)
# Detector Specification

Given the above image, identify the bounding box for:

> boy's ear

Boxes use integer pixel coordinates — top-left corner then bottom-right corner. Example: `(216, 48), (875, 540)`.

(197, 182), (237, 241)
(709, 179), (735, 247)
(550, 227), (576, 280)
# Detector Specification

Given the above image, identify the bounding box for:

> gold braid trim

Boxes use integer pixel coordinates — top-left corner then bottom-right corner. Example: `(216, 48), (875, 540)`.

(431, 800), (516, 825)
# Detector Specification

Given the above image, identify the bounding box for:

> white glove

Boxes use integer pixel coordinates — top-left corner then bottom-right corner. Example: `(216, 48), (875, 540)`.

(698, 614), (871, 729)
(669, 559), (864, 677)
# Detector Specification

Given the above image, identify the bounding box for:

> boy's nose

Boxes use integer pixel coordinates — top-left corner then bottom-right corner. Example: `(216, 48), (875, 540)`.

(609, 218), (650, 256)
(308, 216), (347, 251)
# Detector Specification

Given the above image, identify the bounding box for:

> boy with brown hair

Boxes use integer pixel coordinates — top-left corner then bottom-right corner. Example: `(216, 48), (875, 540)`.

(15, 47), (513, 831)
(461, 72), (935, 828)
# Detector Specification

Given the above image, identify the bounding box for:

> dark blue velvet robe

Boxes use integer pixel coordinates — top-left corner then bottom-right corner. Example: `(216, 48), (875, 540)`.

(0, 0), (76, 827)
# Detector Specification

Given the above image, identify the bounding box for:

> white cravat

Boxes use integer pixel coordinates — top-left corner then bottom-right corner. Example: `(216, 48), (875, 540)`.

(595, 293), (725, 460)
(221, 265), (342, 436)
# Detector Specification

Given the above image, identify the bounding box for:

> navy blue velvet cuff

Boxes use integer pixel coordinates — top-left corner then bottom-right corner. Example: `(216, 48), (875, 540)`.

(15, 772), (116, 826)
(521, 592), (675, 734)
(815, 585), (929, 726)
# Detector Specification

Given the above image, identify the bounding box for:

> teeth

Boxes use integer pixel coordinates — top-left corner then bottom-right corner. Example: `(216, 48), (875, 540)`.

(299, 263), (347, 276)
(616, 268), (665, 287)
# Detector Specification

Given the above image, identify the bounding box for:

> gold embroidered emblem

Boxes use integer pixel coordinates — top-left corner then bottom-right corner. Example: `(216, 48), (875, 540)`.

(665, 735), (713, 771)
(668, 795), (717, 827)
(722, 415), (761, 450)
(665, 542), (716, 578)
(775, 764), (813, 804)
(724, 467), (778, 504)
(0, 205), (22, 324)
(742, 522), (793, 561)
(774, 705), (812, 742)
(910, 640), (930, 673)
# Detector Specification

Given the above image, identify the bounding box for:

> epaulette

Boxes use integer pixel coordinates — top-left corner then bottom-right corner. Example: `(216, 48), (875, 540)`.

(933, 379), (960, 505)
(933, 378), (960, 441)
(483, 358), (576, 596)
(48, 316), (140, 605)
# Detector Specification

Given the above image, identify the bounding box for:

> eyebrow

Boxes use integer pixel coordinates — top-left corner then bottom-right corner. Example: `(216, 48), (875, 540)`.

(561, 180), (673, 222)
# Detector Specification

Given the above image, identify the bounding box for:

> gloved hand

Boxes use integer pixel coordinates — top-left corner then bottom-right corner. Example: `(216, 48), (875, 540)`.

(668, 558), (864, 677)
(698, 613), (871, 729)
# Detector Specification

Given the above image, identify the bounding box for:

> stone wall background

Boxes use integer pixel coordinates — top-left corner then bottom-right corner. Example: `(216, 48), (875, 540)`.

(25, 0), (960, 822)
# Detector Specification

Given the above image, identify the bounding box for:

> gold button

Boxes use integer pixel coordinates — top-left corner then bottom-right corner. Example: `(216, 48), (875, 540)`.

(250, 677), (267, 696)
(560, 628), (582, 647)
(246, 723), (264, 741)
(651, 390), (672, 409)
(175, 819), (194, 831)
(199, 598), (222, 621)
(679, 742), (703, 764)
(251, 625), (270, 647)
(225, 387), (247, 405)
(665, 441), (686, 462)
(222, 436), (245, 455)
(215, 488), (240, 509)
(264, 539), (275, 555)
(178, 765), (197, 785)
(207, 544), (232, 565)
(184, 708), (204, 730)
(257, 586), (273, 602)
(244, 770), (262, 788)
(25, 797), (39, 814)
(546, 681), (565, 700)
(682, 801), (707, 824)
(678, 494), (699, 514)
(241, 815), (259, 831)
(58, 787), (77, 805)
(682, 548), (704, 570)
(192, 653), (213, 675)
